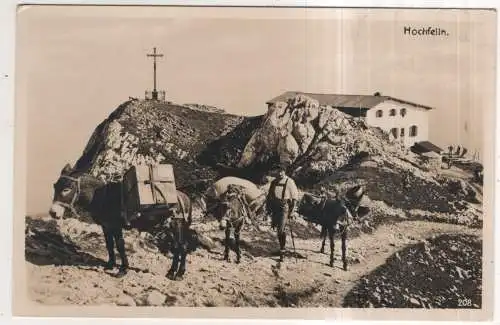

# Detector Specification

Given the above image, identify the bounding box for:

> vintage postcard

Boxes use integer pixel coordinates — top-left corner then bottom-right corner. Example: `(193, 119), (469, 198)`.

(12, 4), (496, 321)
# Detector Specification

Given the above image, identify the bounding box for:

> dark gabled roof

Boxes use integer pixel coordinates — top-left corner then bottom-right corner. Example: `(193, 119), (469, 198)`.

(413, 141), (443, 153)
(266, 91), (434, 110)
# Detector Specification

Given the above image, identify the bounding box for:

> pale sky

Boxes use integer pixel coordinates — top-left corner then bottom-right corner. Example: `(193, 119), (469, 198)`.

(17, 6), (496, 215)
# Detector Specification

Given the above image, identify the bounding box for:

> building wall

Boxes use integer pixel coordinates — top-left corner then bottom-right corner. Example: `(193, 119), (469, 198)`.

(365, 100), (430, 147)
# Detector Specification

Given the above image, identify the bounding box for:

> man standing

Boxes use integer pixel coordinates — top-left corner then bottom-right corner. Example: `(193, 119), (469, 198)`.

(266, 163), (299, 262)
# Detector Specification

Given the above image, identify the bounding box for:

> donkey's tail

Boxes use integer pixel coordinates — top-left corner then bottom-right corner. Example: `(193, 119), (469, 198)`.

(187, 194), (193, 227)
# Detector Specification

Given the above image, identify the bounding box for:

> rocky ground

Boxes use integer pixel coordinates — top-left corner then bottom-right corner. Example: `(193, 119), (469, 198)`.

(25, 212), (482, 308)
(343, 233), (482, 308)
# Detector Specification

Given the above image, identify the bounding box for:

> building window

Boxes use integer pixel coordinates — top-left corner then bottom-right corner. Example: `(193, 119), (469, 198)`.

(376, 110), (383, 118)
(390, 128), (398, 138)
(400, 128), (405, 137)
(400, 108), (407, 117)
(410, 125), (418, 137)
(389, 109), (396, 116)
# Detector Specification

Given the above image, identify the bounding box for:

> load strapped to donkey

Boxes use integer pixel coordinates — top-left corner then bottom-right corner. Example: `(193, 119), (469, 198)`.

(121, 163), (186, 225)
(201, 176), (268, 225)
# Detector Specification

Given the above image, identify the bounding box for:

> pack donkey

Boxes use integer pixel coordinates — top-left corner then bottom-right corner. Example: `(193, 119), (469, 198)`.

(198, 176), (267, 223)
(215, 184), (251, 264)
(49, 164), (192, 280)
(297, 185), (368, 270)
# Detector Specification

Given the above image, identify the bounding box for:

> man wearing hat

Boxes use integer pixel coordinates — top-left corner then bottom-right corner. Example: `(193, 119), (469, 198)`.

(266, 163), (299, 262)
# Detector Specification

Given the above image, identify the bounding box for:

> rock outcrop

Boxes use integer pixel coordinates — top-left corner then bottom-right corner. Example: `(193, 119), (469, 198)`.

(237, 94), (404, 179)
(73, 99), (250, 193)
(182, 103), (226, 114)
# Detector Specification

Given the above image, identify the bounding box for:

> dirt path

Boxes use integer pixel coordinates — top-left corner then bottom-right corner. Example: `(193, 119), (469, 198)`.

(26, 219), (481, 307)
(294, 220), (480, 307)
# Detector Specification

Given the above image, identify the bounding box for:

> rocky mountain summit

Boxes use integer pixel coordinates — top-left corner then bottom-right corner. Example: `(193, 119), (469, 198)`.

(74, 95), (405, 183)
(73, 95), (405, 186)
(70, 95), (481, 226)
(73, 99), (252, 193)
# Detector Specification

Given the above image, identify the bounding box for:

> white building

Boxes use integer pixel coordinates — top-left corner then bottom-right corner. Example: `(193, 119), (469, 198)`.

(266, 91), (434, 148)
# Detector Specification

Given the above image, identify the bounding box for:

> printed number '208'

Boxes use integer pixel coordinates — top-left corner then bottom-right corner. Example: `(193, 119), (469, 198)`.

(458, 298), (472, 307)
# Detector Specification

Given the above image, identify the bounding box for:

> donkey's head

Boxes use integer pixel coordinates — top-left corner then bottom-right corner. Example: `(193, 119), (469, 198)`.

(49, 163), (103, 220)
(217, 184), (247, 229)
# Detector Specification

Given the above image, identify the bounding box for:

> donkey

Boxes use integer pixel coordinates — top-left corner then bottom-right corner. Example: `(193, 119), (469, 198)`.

(216, 184), (250, 264)
(297, 185), (367, 270)
(49, 163), (192, 280)
(318, 204), (371, 254)
(198, 176), (267, 223)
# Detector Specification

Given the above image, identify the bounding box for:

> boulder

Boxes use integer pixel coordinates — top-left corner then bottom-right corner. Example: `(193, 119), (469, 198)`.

(277, 134), (300, 164)
(146, 290), (166, 306)
(115, 295), (136, 306)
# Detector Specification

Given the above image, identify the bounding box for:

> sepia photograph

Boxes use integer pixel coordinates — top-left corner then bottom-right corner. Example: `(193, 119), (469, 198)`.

(11, 4), (496, 321)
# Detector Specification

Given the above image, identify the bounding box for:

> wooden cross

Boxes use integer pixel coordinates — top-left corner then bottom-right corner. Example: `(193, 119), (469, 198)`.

(147, 47), (164, 100)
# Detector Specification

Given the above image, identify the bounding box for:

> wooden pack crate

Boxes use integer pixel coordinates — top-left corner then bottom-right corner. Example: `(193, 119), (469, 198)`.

(122, 164), (178, 219)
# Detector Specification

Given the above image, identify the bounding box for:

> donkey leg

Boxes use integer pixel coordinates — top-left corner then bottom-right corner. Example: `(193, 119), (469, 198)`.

(103, 227), (116, 270)
(235, 226), (242, 264)
(341, 229), (348, 271)
(321, 236), (327, 254)
(320, 226), (327, 254)
(329, 227), (335, 267)
(167, 219), (180, 279)
(114, 228), (129, 277)
(167, 248), (180, 280)
(175, 221), (189, 280)
(224, 226), (231, 262)
(176, 247), (187, 280)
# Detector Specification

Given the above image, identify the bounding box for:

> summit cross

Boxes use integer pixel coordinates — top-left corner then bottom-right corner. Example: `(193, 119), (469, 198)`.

(146, 47), (164, 100)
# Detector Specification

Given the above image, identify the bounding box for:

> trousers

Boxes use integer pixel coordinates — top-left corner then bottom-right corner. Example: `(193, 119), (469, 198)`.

(270, 200), (292, 252)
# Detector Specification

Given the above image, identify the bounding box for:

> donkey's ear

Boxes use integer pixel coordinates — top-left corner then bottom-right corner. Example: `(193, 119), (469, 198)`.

(61, 163), (73, 175)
